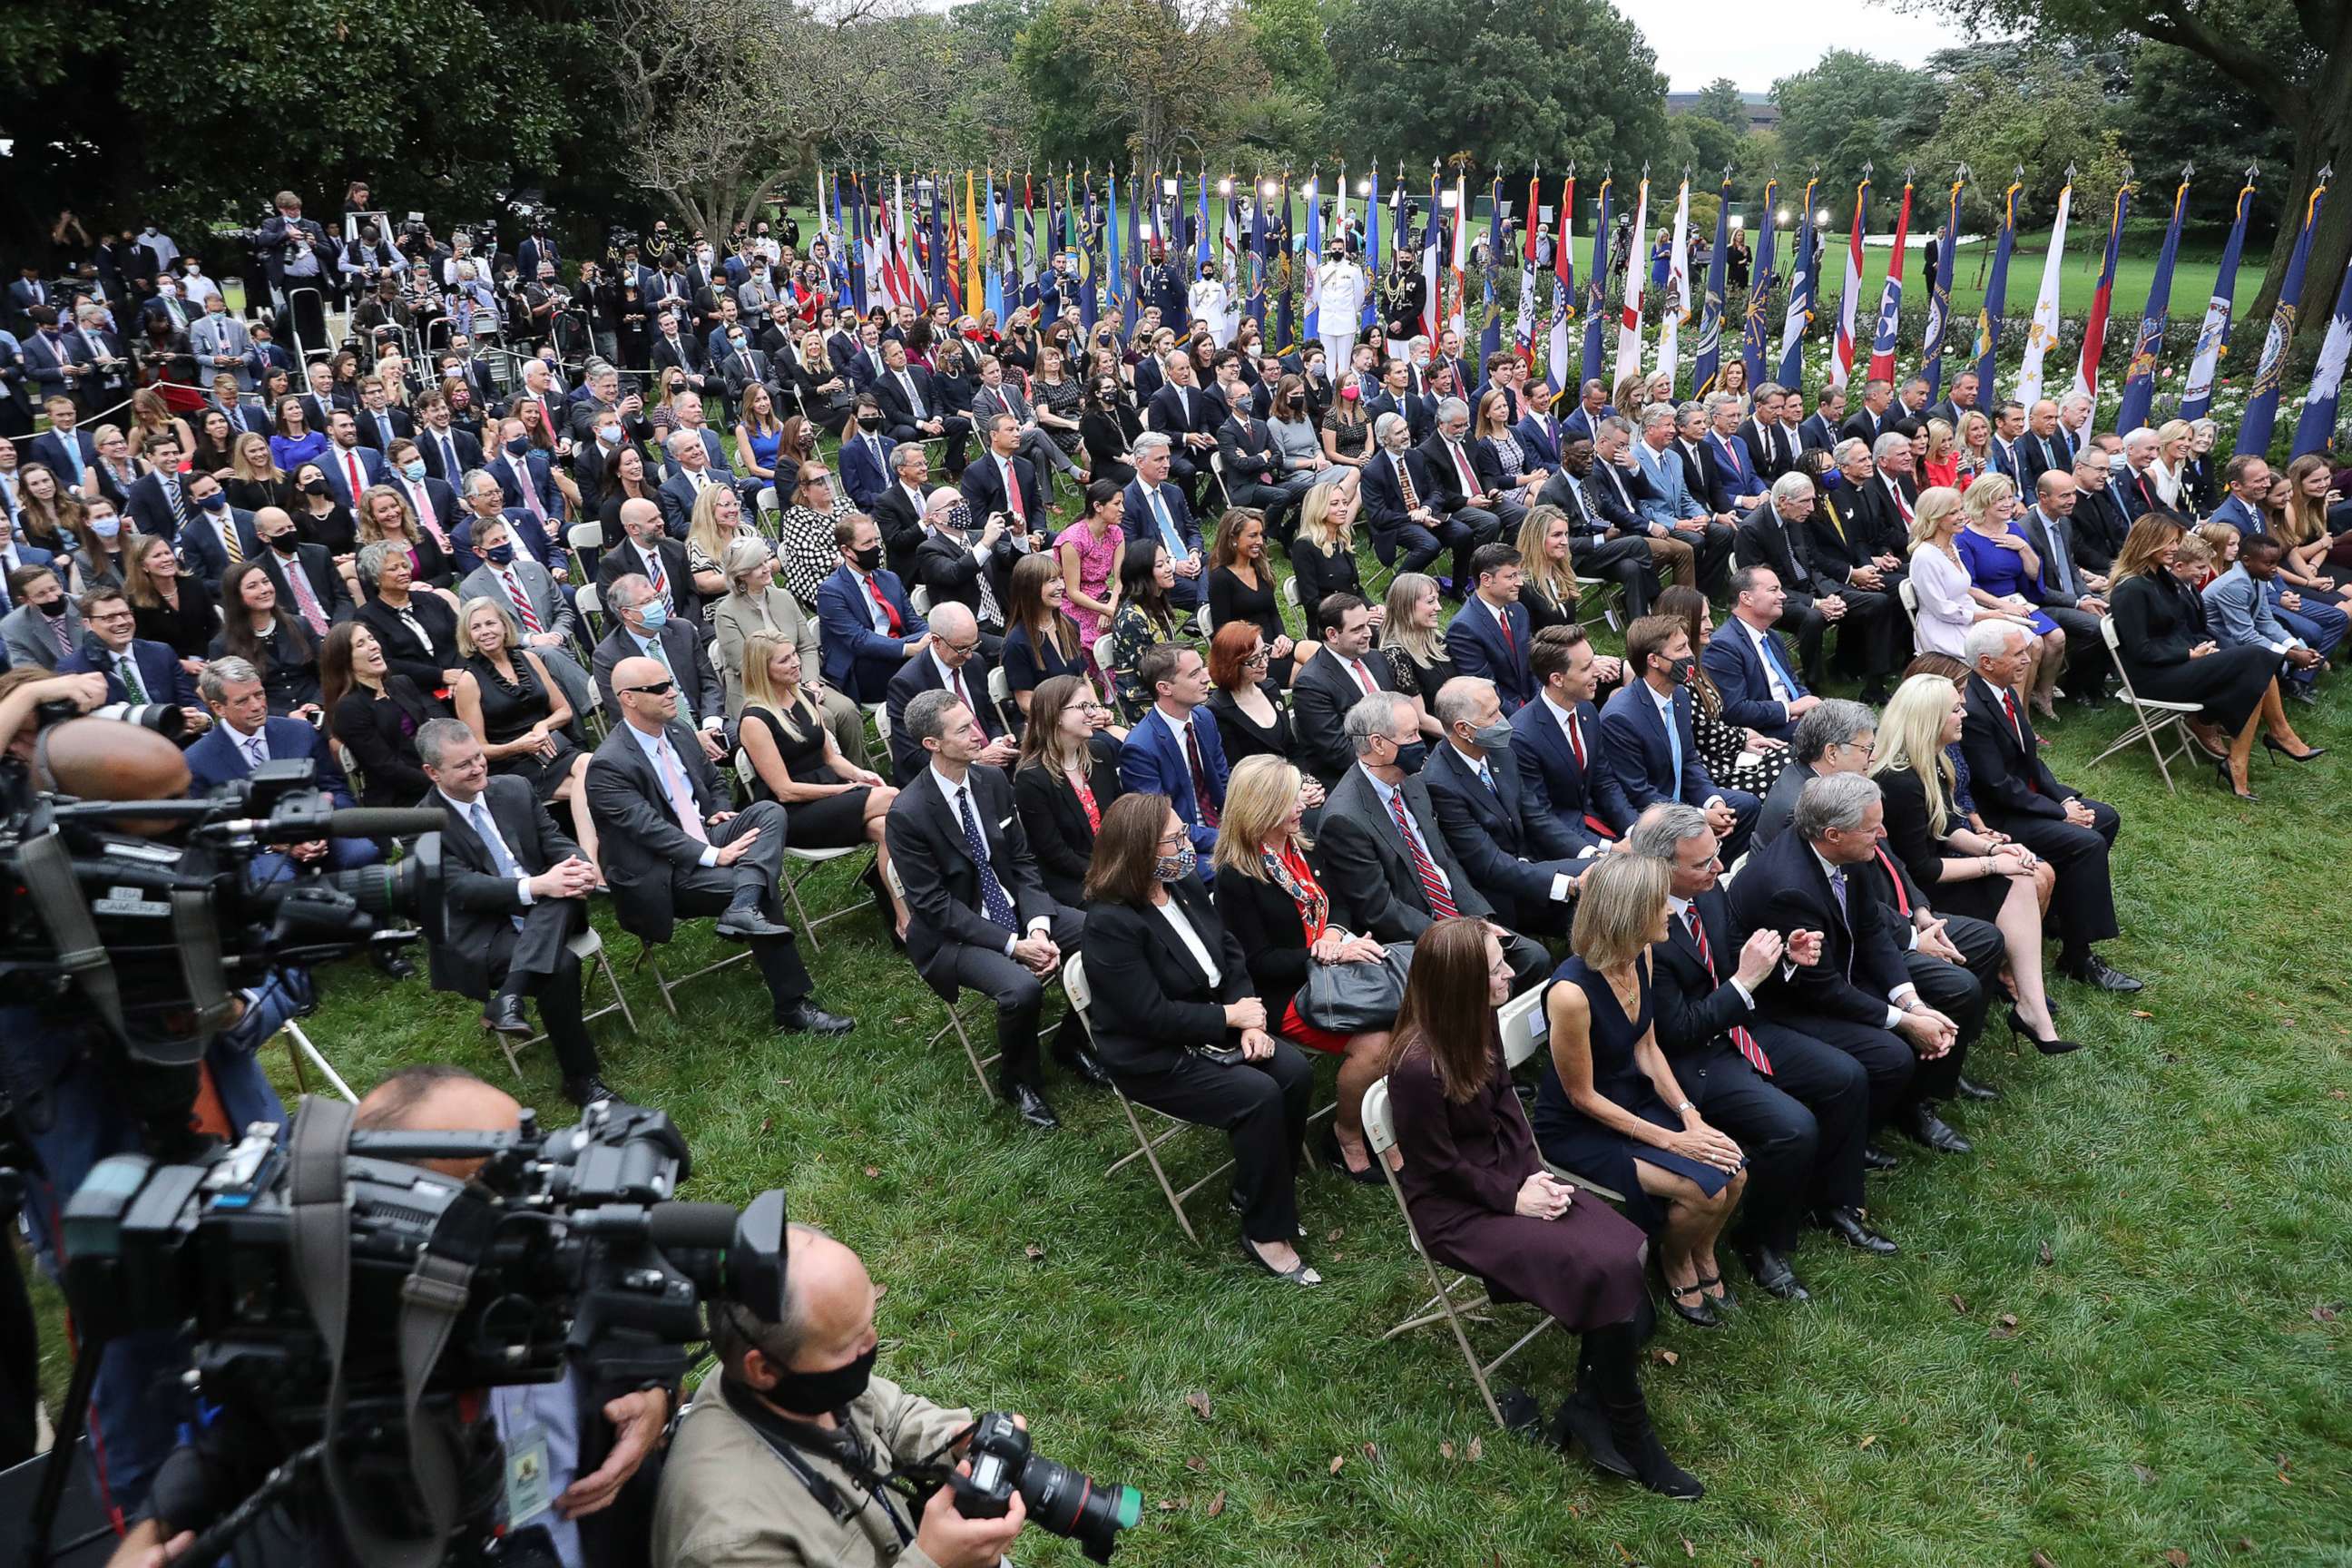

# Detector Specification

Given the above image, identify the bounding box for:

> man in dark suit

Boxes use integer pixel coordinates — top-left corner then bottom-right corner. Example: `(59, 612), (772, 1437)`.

(2016, 399), (2070, 495)
(2068, 450), (2131, 573)
(1838, 378), (1896, 447)
(649, 307), (715, 406)
(1445, 541), (1535, 710)
(1116, 642), (1232, 869)
(1626, 802), (1882, 1287)
(656, 428), (730, 538)
(1143, 352), (1222, 505)
(1422, 674), (1585, 933)
(885, 603), (1014, 783)
(816, 513), (930, 704)
(1214, 402), (1303, 537)
(185, 656), (377, 871)
(28, 394), (99, 486)
(241, 320), (297, 390)
(1122, 436), (1207, 610)
(2019, 468), (2113, 701)
(413, 721), (614, 1102)
(1535, 432), (1665, 619)
(251, 505), (354, 632)
(912, 487), (1017, 642)
(886, 689), (1100, 1130)
(870, 339), (970, 478)
(1415, 399), (1506, 593)
(1510, 624), (1632, 855)
(585, 653), (852, 1036)
(352, 380), (413, 454)
(1959, 622), (2136, 991)
(1703, 566), (1822, 744)
(1514, 380), (1567, 469)
(1798, 387), (1845, 454)
(1735, 472), (1877, 692)
(1290, 593), (1396, 788)
(599, 497), (697, 627)
(414, 393), (485, 486)
(56, 588), (206, 726)
(958, 414), (1047, 536)
(1596, 613), (1757, 855)
(318, 411), (389, 514)
(1317, 690), (1548, 992)
(1727, 773), (1965, 1243)
(124, 432), (196, 541)
(172, 473), (263, 592)
(1924, 370), (1978, 434)
(1560, 377), (1611, 442)
(1813, 443), (1911, 664)
(1986, 400), (2027, 487)
(592, 573), (726, 748)
(1364, 356), (1436, 447)
(485, 416), (564, 526)
(1700, 394), (1769, 515)
(1738, 384), (1798, 482)
(838, 404), (898, 513)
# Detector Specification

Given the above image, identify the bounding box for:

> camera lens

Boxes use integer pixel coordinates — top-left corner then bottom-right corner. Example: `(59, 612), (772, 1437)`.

(1016, 1457), (1140, 1563)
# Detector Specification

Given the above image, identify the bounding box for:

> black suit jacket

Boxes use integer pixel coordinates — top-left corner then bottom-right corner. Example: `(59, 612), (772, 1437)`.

(872, 365), (947, 427)
(1077, 878), (1250, 1074)
(257, 541), (358, 625)
(956, 454), (1044, 532)
(1317, 764), (1495, 941)
(1211, 848), (1338, 1025)
(884, 763), (1062, 991)
(1649, 887), (1759, 1058)
(583, 719), (733, 941)
(1012, 737), (1124, 906)
(884, 650), (1004, 783)
(1415, 433), (1487, 515)
(416, 425), (483, 485)
(868, 483), (927, 582)
(422, 774), (583, 999)
(1807, 490), (1876, 580)
(597, 536), (697, 622)
(1419, 740), (1582, 927)
(1959, 673), (2074, 821)
(1357, 446), (1438, 558)
(1733, 500), (1825, 596)
(330, 676), (444, 806)
(1726, 829), (1910, 1029)
(1289, 647), (1395, 786)
(354, 593), (461, 693)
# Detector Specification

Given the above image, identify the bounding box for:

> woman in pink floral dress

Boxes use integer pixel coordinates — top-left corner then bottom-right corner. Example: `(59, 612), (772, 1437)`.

(1057, 479), (1127, 657)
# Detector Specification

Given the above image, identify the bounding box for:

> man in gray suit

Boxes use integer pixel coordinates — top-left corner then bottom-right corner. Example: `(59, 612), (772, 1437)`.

(188, 294), (254, 391)
(2018, 469), (2112, 703)
(1314, 690), (1550, 994)
(968, 355), (1083, 504)
(3, 564), (83, 670)
(591, 573), (726, 750)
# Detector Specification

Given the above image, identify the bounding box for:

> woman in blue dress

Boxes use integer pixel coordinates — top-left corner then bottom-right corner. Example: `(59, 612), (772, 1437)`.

(1952, 473), (2069, 719)
(1535, 854), (1749, 1328)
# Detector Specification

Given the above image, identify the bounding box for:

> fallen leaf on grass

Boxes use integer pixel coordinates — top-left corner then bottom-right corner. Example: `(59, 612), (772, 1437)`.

(1023, 1243), (1045, 1260)
(1652, 1348), (1681, 1366)
(2132, 1464), (2155, 1484)
(2031, 1553), (2058, 1568)
(1184, 1391), (1211, 1421)
(1440, 1441), (1455, 1461)
(1950, 1293), (1971, 1314)
(2038, 1240), (2054, 1267)
(1361, 1442), (1380, 1461)
(1183, 1455), (1207, 1473)
(1466, 1436), (1485, 1462)
(1326, 1227), (1345, 1241)
(2313, 1302), (2340, 1323)
(1206, 1490), (1225, 1518)
(1156, 1496), (1186, 1511)
(1683, 1537), (1697, 1558)
(1858, 1434), (1877, 1450)
(2164, 1551), (2189, 1567)
(864, 1164), (880, 1178)
(1328, 1455), (1345, 1475)
(1990, 1313), (2021, 1339)
(2130, 1010), (2153, 1019)
(759, 1117), (772, 1133)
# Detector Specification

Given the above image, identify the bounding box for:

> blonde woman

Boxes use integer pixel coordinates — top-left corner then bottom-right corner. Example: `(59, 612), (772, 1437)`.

(1379, 571), (1454, 739)
(685, 483), (760, 600)
(451, 595), (601, 875)
(224, 431), (291, 515)
(1870, 673), (2068, 1052)
(736, 629), (907, 936)
(1514, 503), (1583, 633)
(1955, 409), (1994, 489)
(1954, 475), (2065, 711)
(1906, 485), (2036, 660)
(2147, 418), (2194, 514)
(1212, 754), (1395, 1179)
(1288, 468), (1374, 620)
(1920, 418), (1961, 490)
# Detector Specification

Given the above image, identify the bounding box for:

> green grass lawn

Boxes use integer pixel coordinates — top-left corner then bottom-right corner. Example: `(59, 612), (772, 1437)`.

(28, 524), (2352, 1563)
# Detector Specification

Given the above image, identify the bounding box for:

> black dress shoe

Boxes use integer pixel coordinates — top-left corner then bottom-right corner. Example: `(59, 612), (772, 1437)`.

(562, 1073), (617, 1107)
(1858, 682), (1893, 705)
(1861, 1143), (1899, 1171)
(483, 994), (533, 1036)
(1005, 1082), (1061, 1130)
(1664, 1283), (1720, 1328)
(1899, 1105), (1973, 1154)
(2005, 1007), (2082, 1056)
(716, 906), (792, 941)
(370, 946), (416, 980)
(775, 1001), (855, 1036)
(1737, 1244), (1810, 1301)
(2284, 683), (2320, 707)
(1318, 1126), (1386, 1185)
(1953, 1073), (2002, 1101)
(1052, 1039), (1115, 1088)
(1815, 1206), (1897, 1255)
(2062, 952), (2143, 993)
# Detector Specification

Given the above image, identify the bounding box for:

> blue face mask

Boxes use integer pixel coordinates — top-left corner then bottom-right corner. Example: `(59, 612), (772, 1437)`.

(201, 495), (230, 513)
(401, 459), (426, 482)
(1819, 469), (1847, 491)
(638, 596), (670, 630)
(92, 516), (122, 540)
(1390, 740), (1427, 775)
(485, 543), (515, 565)
(505, 439), (529, 456)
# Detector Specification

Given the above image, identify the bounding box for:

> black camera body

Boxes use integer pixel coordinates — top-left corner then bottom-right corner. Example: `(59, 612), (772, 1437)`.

(946, 1410), (1139, 1564)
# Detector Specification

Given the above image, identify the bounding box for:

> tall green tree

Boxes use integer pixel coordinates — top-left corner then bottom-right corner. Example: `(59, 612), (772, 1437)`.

(1012, 0), (1273, 175)
(1916, 57), (2128, 233)
(1770, 51), (1946, 204)
(1324, 0), (1667, 182)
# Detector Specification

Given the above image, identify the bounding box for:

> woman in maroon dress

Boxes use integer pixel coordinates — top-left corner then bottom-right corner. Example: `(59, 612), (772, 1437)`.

(1385, 918), (1701, 1499)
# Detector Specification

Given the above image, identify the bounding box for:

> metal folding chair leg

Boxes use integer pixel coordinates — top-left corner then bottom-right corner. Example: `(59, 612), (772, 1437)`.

(779, 847), (877, 952)
(497, 930), (642, 1081)
(935, 1000), (999, 1099)
(282, 1019), (359, 1104)
(632, 938), (753, 1017)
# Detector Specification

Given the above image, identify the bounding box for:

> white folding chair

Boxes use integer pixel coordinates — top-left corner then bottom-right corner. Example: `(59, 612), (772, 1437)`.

(1498, 986), (1626, 1203)
(279, 1018), (359, 1104)
(1208, 449), (1234, 511)
(884, 860), (1000, 1096)
(1195, 602), (1213, 640)
(1363, 1075), (1553, 1429)
(985, 663), (1014, 733)
(1064, 953), (1231, 1245)
(630, 934), (753, 1017)
(1896, 576), (1920, 642)
(565, 520), (604, 579)
(734, 751), (876, 950)
(1573, 574), (1624, 632)
(495, 927), (641, 1080)
(575, 583), (608, 642)
(2086, 612), (2200, 794)
(910, 585), (934, 616)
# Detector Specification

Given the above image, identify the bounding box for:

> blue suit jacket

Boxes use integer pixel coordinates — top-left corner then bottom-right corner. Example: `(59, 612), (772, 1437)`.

(1507, 695), (1628, 853)
(29, 428), (98, 482)
(176, 506), (263, 588)
(815, 564), (919, 701)
(1121, 478), (1205, 608)
(449, 506), (551, 579)
(1118, 706), (1229, 862)
(1699, 619), (1806, 740)
(57, 634), (198, 707)
(1446, 596), (1535, 712)
(1514, 411), (1566, 469)
(185, 716), (358, 806)
(318, 442), (388, 510)
(838, 431), (897, 512)
(1632, 440), (1706, 525)
(488, 449), (563, 519)
(2207, 495), (2265, 537)
(1596, 681), (1715, 822)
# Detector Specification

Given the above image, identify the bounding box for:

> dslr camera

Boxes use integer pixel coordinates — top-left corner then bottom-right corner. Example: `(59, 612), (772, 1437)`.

(939, 1410), (1140, 1564)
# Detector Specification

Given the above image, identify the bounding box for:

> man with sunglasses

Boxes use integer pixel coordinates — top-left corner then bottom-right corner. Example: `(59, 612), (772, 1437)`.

(584, 653), (854, 1037)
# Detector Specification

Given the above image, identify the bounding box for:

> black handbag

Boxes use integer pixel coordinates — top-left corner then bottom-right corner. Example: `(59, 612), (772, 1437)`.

(1296, 941), (1414, 1034)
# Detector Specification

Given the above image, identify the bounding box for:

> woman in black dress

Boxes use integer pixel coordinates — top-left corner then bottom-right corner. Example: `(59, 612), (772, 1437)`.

(1205, 508), (1308, 688)
(595, 444), (660, 550)
(1870, 672), (2073, 1054)
(224, 433), (294, 516)
(1202, 622), (1307, 769)
(1011, 672), (1123, 906)
(736, 629), (909, 937)
(289, 461), (359, 558)
(352, 540), (464, 697)
(450, 595), (602, 874)
(999, 553), (1091, 719)
(1385, 917), (1695, 1495)
(1379, 572), (1455, 740)
(1287, 469), (1374, 623)
(1514, 503), (1583, 634)
(2106, 514), (2318, 799)
(1080, 373), (1142, 488)
(122, 531), (217, 663)
(210, 561), (322, 715)
(320, 621), (446, 808)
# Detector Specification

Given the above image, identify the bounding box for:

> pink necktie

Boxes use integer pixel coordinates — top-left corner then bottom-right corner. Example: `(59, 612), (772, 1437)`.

(658, 736), (709, 842)
(410, 483), (450, 549)
(504, 570), (544, 632)
(285, 560), (328, 635)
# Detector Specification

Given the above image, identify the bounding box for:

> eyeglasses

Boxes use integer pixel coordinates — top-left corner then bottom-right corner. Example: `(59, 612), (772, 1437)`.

(1244, 648), (1270, 665)
(621, 679), (677, 697)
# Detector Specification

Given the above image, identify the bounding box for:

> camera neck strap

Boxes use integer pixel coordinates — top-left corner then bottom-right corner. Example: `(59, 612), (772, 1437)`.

(15, 825), (131, 1046)
(715, 1377), (927, 1550)
(289, 1093), (480, 1568)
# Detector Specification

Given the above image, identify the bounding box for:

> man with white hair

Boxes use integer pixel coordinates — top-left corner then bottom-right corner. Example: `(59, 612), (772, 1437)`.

(884, 601), (1014, 782)
(1734, 470), (1860, 691)
(2116, 427), (2162, 523)
(2055, 391), (2093, 461)
(657, 426), (723, 537)
(1416, 396), (1506, 594)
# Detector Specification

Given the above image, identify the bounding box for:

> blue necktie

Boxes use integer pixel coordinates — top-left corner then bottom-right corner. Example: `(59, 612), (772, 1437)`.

(1663, 695), (1683, 800)
(470, 801), (528, 931)
(1828, 867), (1848, 918)
(955, 786), (1018, 930)
(1759, 628), (1806, 701)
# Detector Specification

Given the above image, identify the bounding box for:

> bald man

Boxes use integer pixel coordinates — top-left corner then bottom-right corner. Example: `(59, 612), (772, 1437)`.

(882, 602), (1013, 783)
(654, 1223), (1034, 1568)
(584, 653), (852, 1036)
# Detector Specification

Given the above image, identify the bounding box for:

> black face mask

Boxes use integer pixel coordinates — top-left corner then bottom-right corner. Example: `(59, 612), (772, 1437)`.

(303, 478), (330, 496)
(850, 544), (882, 571)
(35, 598), (69, 619)
(264, 531), (299, 554)
(858, 414), (884, 431)
(764, 1345), (878, 1414)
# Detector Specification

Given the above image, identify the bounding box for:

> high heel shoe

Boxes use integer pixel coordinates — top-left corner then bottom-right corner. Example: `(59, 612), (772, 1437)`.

(2006, 1006), (2081, 1055)
(2211, 756), (2258, 802)
(2261, 735), (2326, 764)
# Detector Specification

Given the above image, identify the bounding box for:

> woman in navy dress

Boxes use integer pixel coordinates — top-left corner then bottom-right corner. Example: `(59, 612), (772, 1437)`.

(1534, 854), (1748, 1329)
(1952, 473), (2068, 719)
(1386, 918), (1700, 1498)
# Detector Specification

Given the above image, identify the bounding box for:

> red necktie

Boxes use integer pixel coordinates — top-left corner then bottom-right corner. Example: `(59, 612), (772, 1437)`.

(1686, 906), (1770, 1075)
(1876, 847), (1910, 918)
(1349, 657), (1376, 695)
(504, 569), (543, 633)
(1388, 792), (1457, 918)
(1564, 710), (1616, 839)
(1449, 441), (1476, 493)
(1002, 459), (1025, 524)
(344, 450), (367, 508)
(867, 575), (902, 633)
(1496, 603), (1514, 652)
(1181, 721), (1220, 828)
(951, 663), (971, 714)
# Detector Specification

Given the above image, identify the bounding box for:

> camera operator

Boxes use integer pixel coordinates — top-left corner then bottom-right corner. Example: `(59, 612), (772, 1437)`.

(652, 1225), (1030, 1568)
(105, 1065), (675, 1568)
(340, 218), (403, 297)
(257, 191), (336, 355)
